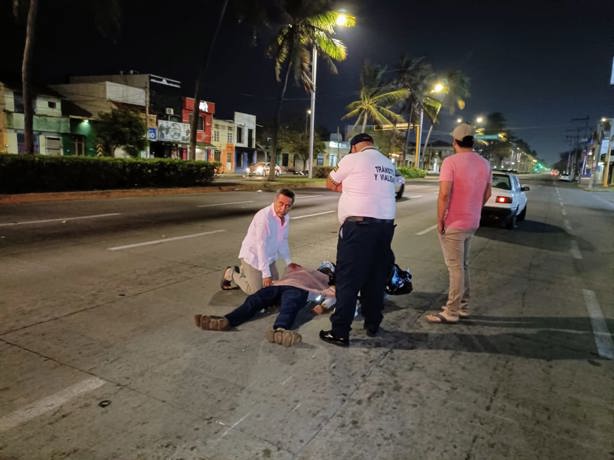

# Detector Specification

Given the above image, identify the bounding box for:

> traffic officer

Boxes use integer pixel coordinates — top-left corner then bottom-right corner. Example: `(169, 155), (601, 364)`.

(319, 133), (396, 347)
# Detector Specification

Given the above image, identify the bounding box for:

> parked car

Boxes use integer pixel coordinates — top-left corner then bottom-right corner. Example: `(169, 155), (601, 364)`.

(395, 170), (405, 200)
(558, 171), (574, 182)
(245, 162), (282, 177)
(481, 171), (529, 229)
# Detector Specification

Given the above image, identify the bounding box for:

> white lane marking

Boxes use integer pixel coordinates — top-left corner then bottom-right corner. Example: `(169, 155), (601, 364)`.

(417, 224), (437, 236)
(108, 229), (225, 251)
(407, 195), (424, 199)
(592, 195), (614, 210)
(0, 377), (105, 433)
(0, 213), (121, 227)
(582, 289), (614, 360)
(281, 375), (293, 386)
(197, 200), (254, 208)
(570, 240), (582, 260)
(220, 412), (251, 438)
(563, 219), (573, 233)
(292, 210), (335, 220)
(296, 194), (323, 199)
(561, 208), (567, 216)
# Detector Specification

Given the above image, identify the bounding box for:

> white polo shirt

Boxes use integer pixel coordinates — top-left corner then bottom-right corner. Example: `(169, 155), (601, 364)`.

(329, 147), (396, 224)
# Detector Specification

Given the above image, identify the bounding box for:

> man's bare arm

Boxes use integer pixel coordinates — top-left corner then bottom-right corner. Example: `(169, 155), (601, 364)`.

(438, 181), (452, 234)
(326, 176), (342, 192)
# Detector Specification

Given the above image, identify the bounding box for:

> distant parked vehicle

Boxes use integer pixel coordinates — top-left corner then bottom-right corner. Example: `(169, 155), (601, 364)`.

(481, 171), (529, 229)
(558, 172), (574, 182)
(394, 171), (405, 200)
(245, 162), (282, 177)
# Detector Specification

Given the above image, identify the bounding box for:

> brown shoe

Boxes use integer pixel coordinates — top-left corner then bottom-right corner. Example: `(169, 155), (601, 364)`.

(198, 315), (230, 331)
(265, 328), (302, 347)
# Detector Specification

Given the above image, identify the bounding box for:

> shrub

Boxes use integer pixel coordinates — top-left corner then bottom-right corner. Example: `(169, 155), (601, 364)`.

(313, 166), (334, 178)
(397, 166), (427, 179)
(0, 155), (216, 194)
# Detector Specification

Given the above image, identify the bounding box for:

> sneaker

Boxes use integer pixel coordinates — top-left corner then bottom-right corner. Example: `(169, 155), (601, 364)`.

(265, 328), (302, 347)
(197, 315), (231, 331)
(319, 330), (349, 347)
(220, 266), (236, 290)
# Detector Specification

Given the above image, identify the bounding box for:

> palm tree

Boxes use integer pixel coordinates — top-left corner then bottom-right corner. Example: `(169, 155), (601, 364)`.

(14, 0), (38, 154)
(343, 63), (408, 133)
(421, 70), (471, 160)
(266, 1), (351, 180)
(13, 0), (120, 154)
(394, 55), (435, 163)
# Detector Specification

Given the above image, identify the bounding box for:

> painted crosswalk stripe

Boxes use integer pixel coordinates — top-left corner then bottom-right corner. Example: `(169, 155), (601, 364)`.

(108, 229), (225, 251)
(0, 377), (106, 433)
(583, 289), (614, 360)
(197, 200), (254, 208)
(417, 224), (437, 235)
(292, 210), (335, 220)
(0, 213), (120, 227)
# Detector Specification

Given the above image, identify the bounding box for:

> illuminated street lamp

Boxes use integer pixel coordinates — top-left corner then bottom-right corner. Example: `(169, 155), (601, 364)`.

(415, 81), (446, 168)
(308, 10), (355, 178)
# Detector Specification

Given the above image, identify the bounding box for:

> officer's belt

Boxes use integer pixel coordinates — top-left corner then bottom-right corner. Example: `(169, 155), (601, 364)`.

(345, 216), (394, 224)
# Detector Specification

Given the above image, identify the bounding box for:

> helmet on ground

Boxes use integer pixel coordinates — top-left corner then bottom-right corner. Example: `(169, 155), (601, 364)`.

(385, 264), (413, 295)
(317, 261), (336, 285)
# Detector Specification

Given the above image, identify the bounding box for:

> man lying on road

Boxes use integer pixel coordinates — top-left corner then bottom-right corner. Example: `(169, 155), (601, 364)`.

(195, 264), (336, 347)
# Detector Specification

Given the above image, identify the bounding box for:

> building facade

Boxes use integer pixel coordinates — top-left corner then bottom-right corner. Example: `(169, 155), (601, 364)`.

(1, 80), (72, 155)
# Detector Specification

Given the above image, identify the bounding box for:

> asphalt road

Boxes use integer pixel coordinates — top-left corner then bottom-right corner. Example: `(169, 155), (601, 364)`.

(0, 178), (613, 459)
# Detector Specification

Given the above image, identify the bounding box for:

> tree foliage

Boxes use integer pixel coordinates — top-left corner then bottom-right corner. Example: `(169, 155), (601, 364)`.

(343, 63), (408, 132)
(96, 108), (147, 157)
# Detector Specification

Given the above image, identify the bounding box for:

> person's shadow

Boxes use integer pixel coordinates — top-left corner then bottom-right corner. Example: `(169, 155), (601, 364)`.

(349, 314), (612, 362)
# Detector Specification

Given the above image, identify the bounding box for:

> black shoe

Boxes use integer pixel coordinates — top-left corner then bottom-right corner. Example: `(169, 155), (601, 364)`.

(364, 324), (379, 337)
(319, 330), (349, 347)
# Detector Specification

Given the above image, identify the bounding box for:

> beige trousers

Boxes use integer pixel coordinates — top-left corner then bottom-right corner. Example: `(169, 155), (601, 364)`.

(232, 259), (280, 295)
(438, 229), (475, 315)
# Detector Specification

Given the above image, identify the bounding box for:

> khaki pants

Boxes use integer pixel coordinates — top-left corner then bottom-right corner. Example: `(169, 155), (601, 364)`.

(232, 259), (279, 295)
(438, 229), (475, 315)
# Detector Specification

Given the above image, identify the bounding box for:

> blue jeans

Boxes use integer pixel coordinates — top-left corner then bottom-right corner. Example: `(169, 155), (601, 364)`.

(225, 285), (308, 329)
(330, 220), (395, 338)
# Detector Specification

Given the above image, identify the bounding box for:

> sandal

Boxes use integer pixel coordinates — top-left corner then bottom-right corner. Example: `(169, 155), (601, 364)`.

(425, 312), (459, 324)
(195, 315), (231, 331)
(265, 328), (302, 347)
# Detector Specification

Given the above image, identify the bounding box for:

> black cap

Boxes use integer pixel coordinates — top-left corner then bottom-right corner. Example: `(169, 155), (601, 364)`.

(349, 133), (374, 153)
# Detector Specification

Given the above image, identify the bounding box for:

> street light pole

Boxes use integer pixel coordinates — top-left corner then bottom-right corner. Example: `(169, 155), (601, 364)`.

(414, 108), (423, 168)
(308, 47), (318, 178)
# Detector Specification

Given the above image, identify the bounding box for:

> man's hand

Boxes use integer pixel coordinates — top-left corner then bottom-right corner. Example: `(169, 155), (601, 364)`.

(262, 277), (273, 287)
(438, 220), (446, 234)
(287, 262), (302, 271)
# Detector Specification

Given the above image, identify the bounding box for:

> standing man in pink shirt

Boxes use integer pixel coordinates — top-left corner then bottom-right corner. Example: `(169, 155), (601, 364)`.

(426, 123), (491, 324)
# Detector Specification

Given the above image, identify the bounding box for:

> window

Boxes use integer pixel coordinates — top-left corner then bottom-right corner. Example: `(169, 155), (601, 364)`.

(236, 126), (243, 144)
(48, 101), (57, 109)
(214, 150), (221, 162)
(213, 129), (219, 142)
(227, 128), (233, 143)
(247, 128), (253, 148)
(189, 114), (204, 131)
(14, 93), (24, 112)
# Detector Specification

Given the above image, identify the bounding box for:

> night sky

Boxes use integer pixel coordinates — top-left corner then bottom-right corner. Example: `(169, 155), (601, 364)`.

(2, 0), (614, 164)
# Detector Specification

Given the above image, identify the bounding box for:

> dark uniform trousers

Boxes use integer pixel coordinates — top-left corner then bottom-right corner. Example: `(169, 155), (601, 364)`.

(331, 219), (395, 338)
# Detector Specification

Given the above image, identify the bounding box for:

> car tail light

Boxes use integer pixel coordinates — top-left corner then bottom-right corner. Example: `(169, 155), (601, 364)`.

(496, 196), (512, 204)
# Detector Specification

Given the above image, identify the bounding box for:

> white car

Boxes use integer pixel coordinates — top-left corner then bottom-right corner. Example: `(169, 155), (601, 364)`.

(394, 171), (405, 200)
(481, 172), (529, 229)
